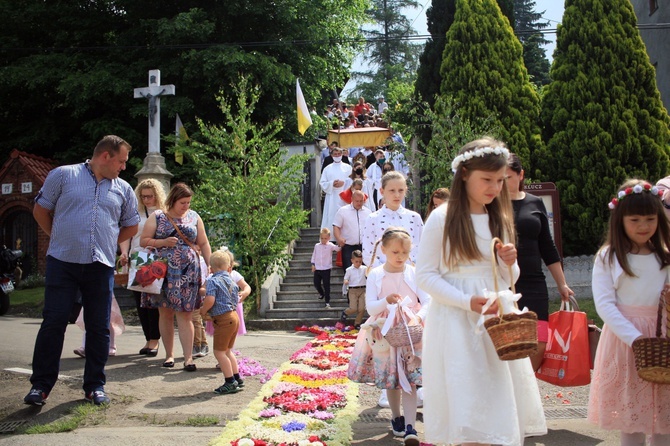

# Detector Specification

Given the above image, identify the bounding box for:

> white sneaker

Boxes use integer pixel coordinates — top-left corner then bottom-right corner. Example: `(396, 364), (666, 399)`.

(325, 303), (331, 308)
(378, 389), (390, 408)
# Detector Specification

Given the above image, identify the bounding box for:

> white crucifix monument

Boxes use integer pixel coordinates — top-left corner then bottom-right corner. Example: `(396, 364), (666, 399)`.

(133, 69), (175, 192)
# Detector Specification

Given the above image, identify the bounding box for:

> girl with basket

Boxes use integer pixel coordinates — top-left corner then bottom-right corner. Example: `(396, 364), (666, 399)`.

(416, 137), (546, 446)
(588, 179), (670, 445)
(347, 227), (431, 446)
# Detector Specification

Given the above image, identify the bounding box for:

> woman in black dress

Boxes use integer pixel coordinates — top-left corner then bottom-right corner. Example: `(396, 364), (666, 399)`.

(506, 153), (573, 371)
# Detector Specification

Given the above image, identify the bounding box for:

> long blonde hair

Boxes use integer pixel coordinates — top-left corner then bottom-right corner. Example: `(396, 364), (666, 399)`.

(366, 227), (412, 275)
(135, 178), (166, 213)
(443, 137), (515, 268)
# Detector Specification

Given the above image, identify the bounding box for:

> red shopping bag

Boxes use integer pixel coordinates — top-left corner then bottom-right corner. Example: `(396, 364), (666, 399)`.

(336, 250), (343, 268)
(536, 297), (591, 386)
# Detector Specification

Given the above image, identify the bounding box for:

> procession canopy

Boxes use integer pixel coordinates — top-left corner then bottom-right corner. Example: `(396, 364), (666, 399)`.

(327, 127), (391, 149)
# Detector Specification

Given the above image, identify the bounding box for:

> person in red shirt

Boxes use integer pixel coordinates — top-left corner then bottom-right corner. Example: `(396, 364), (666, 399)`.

(354, 96), (372, 118)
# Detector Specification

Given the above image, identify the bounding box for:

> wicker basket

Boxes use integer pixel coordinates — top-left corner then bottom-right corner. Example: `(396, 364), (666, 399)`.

(114, 259), (128, 287)
(631, 292), (670, 384)
(385, 323), (423, 348)
(484, 237), (538, 361)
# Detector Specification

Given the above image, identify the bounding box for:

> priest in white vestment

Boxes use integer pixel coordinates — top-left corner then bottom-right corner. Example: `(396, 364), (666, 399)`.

(320, 147), (352, 240)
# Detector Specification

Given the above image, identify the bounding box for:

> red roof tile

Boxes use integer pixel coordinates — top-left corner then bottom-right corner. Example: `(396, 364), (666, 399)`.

(0, 149), (57, 185)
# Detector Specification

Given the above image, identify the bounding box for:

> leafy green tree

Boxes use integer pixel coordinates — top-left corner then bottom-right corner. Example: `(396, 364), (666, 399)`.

(533, 0), (670, 255)
(180, 77), (310, 312)
(0, 0), (367, 174)
(513, 0), (550, 86)
(386, 84), (500, 212)
(351, 0), (423, 100)
(439, 0), (541, 166)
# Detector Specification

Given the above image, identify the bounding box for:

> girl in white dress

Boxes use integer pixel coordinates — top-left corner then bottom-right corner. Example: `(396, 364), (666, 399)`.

(589, 179), (670, 446)
(362, 171), (423, 269)
(416, 137), (547, 446)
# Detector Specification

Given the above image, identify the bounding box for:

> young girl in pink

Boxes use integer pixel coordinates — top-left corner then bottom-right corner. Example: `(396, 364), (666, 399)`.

(348, 227), (431, 446)
(589, 179), (670, 445)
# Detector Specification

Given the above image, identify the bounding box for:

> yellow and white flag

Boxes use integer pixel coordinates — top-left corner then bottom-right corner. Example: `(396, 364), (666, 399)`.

(296, 79), (312, 135)
(175, 114), (189, 165)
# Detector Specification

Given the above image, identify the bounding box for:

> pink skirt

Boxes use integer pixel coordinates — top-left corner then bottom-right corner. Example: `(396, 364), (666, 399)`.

(587, 304), (670, 434)
(236, 302), (247, 336)
(205, 303), (246, 336)
(75, 294), (125, 336)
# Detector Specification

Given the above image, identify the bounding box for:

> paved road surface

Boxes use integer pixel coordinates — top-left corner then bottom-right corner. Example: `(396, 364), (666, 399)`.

(0, 316), (619, 445)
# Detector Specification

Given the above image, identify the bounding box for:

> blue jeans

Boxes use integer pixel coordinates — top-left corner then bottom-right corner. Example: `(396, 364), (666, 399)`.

(30, 256), (113, 394)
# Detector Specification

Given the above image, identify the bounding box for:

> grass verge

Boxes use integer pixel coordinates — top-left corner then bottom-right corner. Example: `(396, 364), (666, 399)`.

(549, 297), (602, 327)
(22, 403), (107, 434)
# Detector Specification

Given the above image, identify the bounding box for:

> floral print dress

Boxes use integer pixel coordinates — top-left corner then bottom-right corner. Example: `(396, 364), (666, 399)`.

(143, 209), (203, 312)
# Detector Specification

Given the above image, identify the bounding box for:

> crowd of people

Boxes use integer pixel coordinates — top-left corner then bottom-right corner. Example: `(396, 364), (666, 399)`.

(320, 136), (669, 445)
(21, 132), (670, 446)
(23, 136), (250, 408)
(322, 96), (389, 129)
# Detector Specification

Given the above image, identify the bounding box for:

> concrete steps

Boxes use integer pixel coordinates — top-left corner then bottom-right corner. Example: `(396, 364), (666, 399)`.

(270, 227), (352, 321)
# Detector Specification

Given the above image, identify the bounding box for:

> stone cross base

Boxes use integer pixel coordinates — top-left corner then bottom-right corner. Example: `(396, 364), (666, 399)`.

(135, 152), (173, 195)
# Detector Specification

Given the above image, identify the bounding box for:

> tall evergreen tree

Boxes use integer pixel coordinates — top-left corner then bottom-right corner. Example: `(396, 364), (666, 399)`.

(533, 0), (670, 255)
(352, 0), (423, 99)
(415, 0), (514, 107)
(439, 0), (541, 165)
(513, 0), (550, 86)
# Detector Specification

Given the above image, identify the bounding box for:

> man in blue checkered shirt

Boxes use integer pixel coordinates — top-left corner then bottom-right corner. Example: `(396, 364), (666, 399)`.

(24, 135), (140, 407)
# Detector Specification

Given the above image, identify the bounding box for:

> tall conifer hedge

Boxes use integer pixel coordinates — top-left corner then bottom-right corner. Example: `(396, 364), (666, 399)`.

(439, 0), (541, 165)
(533, 0), (670, 255)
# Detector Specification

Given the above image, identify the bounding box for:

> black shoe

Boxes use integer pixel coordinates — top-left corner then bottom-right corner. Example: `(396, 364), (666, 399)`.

(214, 381), (239, 395)
(318, 295), (324, 300)
(234, 378), (245, 388)
(340, 310), (348, 321)
(24, 388), (48, 406)
(183, 363), (197, 372)
(391, 415), (405, 437)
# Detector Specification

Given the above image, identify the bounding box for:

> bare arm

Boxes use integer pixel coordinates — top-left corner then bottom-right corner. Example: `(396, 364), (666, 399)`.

(33, 204), (53, 236)
(139, 214), (177, 249)
(236, 278), (252, 302)
(546, 261), (574, 302)
(196, 216), (212, 265)
(118, 225), (138, 245)
(119, 239), (130, 256)
(200, 295), (215, 316)
(333, 225), (345, 247)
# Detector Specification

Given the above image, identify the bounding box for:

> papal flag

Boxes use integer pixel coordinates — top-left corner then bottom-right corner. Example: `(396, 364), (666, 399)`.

(175, 113), (189, 165)
(296, 79), (312, 135)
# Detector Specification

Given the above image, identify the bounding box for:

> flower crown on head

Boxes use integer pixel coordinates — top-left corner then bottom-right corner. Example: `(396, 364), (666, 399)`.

(608, 183), (663, 210)
(451, 146), (510, 173)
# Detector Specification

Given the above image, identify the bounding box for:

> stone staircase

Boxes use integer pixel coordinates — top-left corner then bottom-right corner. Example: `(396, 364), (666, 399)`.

(262, 227), (349, 322)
